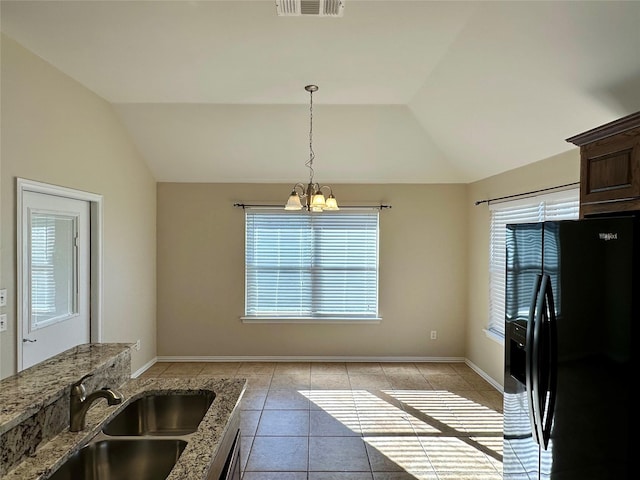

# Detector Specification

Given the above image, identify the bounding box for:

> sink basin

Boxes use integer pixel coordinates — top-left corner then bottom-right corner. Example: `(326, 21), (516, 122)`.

(103, 391), (215, 436)
(48, 439), (187, 480)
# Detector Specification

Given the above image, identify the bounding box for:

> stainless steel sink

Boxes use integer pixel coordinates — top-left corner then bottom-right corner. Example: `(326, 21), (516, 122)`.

(102, 391), (215, 436)
(47, 439), (187, 480)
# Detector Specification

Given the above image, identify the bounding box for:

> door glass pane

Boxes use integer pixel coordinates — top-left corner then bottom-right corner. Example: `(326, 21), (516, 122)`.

(30, 212), (78, 329)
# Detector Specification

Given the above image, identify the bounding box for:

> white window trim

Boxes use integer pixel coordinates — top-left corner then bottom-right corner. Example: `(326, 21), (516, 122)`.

(241, 317), (382, 324)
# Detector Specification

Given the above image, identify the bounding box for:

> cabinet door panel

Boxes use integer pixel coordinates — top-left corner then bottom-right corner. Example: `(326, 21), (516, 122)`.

(581, 127), (640, 201)
(579, 127), (640, 216)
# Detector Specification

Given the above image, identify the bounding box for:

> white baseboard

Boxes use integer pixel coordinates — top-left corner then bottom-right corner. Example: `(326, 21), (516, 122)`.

(131, 356), (157, 378)
(156, 355), (466, 363)
(465, 358), (503, 392)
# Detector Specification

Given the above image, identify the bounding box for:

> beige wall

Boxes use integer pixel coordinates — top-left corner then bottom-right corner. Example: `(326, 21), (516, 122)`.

(157, 183), (468, 359)
(465, 149), (580, 386)
(0, 33), (583, 382)
(0, 34), (157, 377)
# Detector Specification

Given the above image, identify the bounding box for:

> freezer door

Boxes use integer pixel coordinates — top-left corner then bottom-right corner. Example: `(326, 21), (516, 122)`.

(540, 217), (633, 479)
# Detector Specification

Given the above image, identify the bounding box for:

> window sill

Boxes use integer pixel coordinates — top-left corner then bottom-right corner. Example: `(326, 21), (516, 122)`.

(241, 317), (382, 324)
(483, 328), (504, 345)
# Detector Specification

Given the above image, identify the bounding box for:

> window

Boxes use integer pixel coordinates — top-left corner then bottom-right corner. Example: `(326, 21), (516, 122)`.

(244, 209), (379, 321)
(30, 212), (78, 327)
(487, 189), (579, 340)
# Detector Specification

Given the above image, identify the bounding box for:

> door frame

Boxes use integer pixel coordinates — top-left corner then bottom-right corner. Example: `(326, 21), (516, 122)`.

(16, 178), (104, 371)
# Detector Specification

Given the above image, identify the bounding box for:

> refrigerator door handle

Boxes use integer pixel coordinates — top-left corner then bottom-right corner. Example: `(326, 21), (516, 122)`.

(525, 273), (543, 446)
(540, 277), (558, 450)
(531, 274), (558, 451)
(531, 275), (547, 448)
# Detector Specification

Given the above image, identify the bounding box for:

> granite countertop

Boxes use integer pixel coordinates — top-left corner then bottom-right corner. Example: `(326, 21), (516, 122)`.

(4, 376), (247, 480)
(0, 343), (132, 435)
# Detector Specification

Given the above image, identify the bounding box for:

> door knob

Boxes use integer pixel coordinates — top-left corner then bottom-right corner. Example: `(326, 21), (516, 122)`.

(23, 338), (37, 343)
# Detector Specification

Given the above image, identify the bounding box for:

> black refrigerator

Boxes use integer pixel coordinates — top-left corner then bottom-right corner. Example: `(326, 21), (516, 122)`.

(503, 216), (635, 480)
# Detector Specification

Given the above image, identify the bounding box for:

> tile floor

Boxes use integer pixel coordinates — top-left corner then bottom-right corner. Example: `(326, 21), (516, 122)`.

(140, 361), (504, 480)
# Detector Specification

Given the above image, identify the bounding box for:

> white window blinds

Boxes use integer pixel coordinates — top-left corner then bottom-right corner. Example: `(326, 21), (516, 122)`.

(31, 215), (57, 316)
(488, 189), (579, 338)
(244, 210), (379, 320)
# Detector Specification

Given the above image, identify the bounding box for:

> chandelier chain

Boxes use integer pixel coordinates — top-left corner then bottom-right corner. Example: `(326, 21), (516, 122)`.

(306, 88), (315, 184)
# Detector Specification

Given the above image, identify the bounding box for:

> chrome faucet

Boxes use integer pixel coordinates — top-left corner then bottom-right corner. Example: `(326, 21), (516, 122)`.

(69, 373), (124, 431)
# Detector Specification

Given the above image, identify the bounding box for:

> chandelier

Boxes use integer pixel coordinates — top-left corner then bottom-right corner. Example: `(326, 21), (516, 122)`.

(284, 85), (339, 212)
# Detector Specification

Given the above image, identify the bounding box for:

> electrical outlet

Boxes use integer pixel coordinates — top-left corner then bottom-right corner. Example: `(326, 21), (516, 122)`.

(0, 288), (7, 307)
(134, 339), (141, 351)
(430, 330), (437, 340)
(0, 314), (7, 332)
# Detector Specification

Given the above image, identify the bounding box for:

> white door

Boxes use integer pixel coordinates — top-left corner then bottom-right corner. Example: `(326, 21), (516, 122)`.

(21, 191), (91, 369)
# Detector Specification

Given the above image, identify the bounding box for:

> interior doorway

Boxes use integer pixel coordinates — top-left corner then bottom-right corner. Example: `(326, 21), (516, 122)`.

(17, 179), (103, 371)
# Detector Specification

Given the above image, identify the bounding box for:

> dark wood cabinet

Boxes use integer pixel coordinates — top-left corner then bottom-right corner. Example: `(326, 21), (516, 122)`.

(566, 111), (640, 218)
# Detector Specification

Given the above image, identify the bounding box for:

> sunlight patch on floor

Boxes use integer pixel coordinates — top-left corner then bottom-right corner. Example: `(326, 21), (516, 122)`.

(364, 435), (435, 473)
(419, 436), (500, 473)
(301, 388), (503, 478)
(300, 390), (361, 432)
(387, 389), (503, 434)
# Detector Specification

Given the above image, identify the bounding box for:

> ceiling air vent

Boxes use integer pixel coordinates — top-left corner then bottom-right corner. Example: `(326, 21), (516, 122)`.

(276, 0), (345, 17)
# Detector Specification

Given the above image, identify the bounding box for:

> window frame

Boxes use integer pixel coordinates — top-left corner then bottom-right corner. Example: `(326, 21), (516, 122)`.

(242, 208), (381, 324)
(485, 188), (579, 342)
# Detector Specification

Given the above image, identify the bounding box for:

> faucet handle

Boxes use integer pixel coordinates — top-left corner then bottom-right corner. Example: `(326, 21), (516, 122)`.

(81, 373), (94, 381)
(74, 373), (94, 385)
(71, 373), (93, 396)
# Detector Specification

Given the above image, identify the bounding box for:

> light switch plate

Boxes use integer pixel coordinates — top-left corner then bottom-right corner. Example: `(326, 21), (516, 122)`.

(0, 288), (7, 307)
(0, 314), (7, 332)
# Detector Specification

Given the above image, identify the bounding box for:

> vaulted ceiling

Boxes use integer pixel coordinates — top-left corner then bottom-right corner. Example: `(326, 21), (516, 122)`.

(2, 1), (640, 183)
